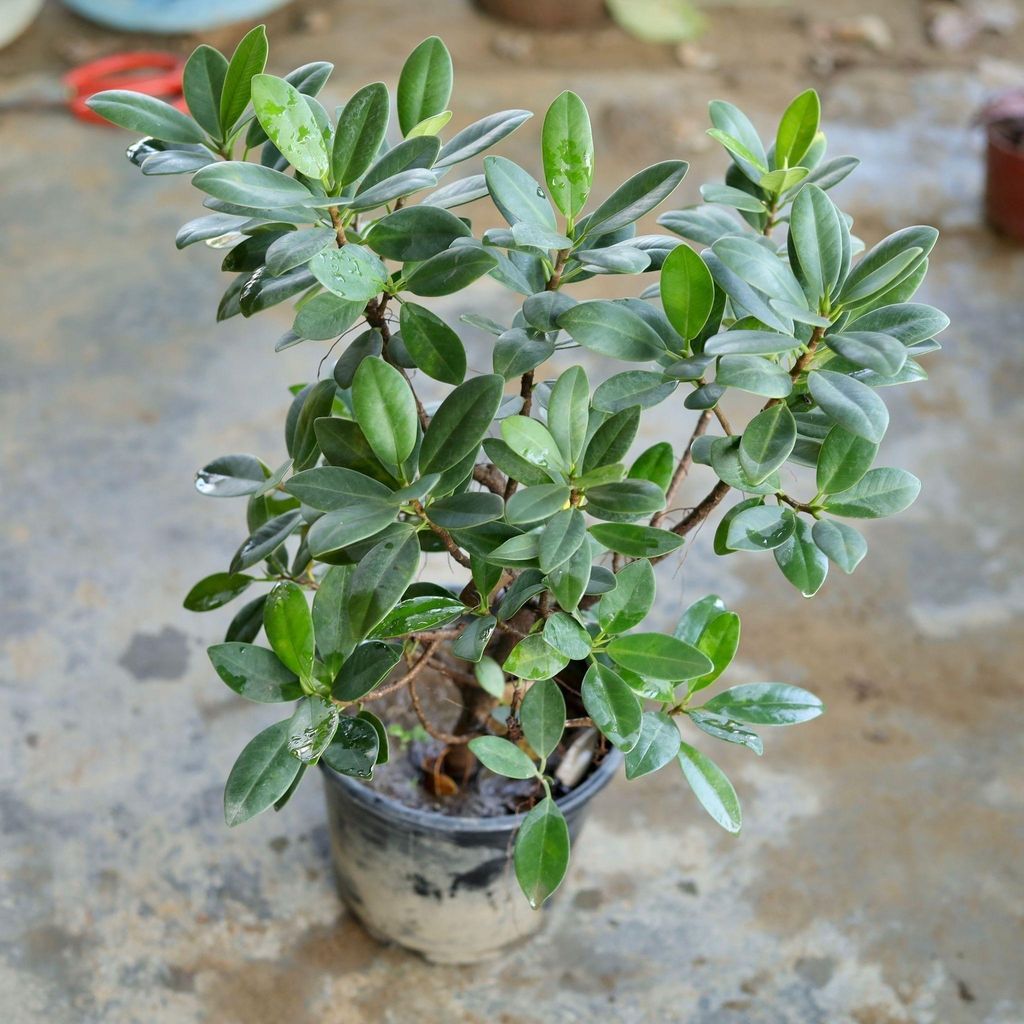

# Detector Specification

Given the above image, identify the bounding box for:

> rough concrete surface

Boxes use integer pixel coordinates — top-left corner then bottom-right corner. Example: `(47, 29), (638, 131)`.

(1, 1), (1022, 1022)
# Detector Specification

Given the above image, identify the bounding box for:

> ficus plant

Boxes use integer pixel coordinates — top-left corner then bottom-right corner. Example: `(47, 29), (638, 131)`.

(89, 29), (946, 908)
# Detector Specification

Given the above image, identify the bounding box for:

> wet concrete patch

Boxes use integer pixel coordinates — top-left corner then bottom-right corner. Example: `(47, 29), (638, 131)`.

(117, 626), (190, 681)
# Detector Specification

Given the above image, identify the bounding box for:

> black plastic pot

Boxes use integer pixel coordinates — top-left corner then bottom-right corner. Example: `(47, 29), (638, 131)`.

(320, 749), (621, 963)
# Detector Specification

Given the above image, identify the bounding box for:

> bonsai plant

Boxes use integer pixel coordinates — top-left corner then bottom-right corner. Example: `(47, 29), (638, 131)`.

(88, 28), (947, 961)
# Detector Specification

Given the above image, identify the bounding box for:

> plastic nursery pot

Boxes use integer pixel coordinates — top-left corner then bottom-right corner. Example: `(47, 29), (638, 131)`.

(60, 0), (295, 32)
(320, 748), (621, 964)
(472, 0), (609, 31)
(984, 119), (1024, 242)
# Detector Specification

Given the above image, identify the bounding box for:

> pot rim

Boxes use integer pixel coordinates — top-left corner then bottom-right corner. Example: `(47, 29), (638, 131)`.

(320, 745), (622, 833)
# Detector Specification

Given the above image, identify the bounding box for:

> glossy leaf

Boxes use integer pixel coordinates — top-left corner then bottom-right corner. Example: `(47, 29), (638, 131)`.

(370, 596), (465, 638)
(251, 74), (328, 179)
(506, 484), (572, 525)
(184, 571), (253, 612)
(775, 89), (820, 169)
(309, 244), (388, 303)
(808, 370), (889, 443)
(689, 611), (740, 691)
(660, 243), (714, 342)
(404, 245), (498, 297)
(815, 426), (878, 495)
(208, 643), (303, 702)
(677, 742), (742, 833)
(559, 300), (666, 362)
(420, 374), (505, 475)
(725, 505), (795, 552)
(195, 453), (266, 497)
(452, 614), (497, 662)
(224, 718), (302, 826)
(606, 633), (713, 681)
(625, 712), (681, 780)
(789, 183), (843, 301)
(583, 160), (688, 238)
(352, 357), (418, 467)
(520, 679), (566, 760)
(397, 36), (453, 136)
(321, 715), (380, 777)
(514, 798), (570, 908)
(504, 634), (570, 682)
(436, 108), (532, 167)
(582, 663), (643, 750)
(340, 532), (421, 651)
(738, 405), (797, 484)
(331, 82), (389, 186)
(543, 612), (592, 660)
(704, 682), (823, 725)
(468, 735), (537, 779)
(86, 90), (205, 144)
(589, 523), (684, 558)
(501, 416), (567, 477)
(182, 45), (228, 139)
(538, 508), (587, 574)
(824, 467), (921, 518)
(369, 205), (471, 262)
(219, 24), (269, 134)
(811, 518), (867, 573)
(598, 558), (655, 634)
(263, 581), (315, 681)
(332, 641), (403, 701)
(542, 90), (594, 219)
(773, 517), (828, 597)
(397, 301), (467, 384)
(230, 510), (301, 573)
(704, 329), (799, 356)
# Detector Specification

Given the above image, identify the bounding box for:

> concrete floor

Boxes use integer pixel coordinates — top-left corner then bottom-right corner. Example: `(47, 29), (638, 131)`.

(1, 1), (1022, 1022)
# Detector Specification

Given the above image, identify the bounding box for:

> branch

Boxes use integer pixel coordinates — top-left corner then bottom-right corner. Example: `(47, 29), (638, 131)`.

(652, 409), (712, 528)
(473, 462), (506, 494)
(412, 499), (472, 569)
(409, 672), (473, 745)
(765, 325), (825, 409)
(357, 639), (440, 703)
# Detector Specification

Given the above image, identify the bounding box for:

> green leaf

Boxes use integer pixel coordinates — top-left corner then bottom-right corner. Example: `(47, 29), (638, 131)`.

(468, 735), (537, 779)
(811, 519), (867, 573)
(538, 508), (587, 574)
(501, 416), (567, 478)
(350, 168), (438, 211)
(244, 61), (333, 148)
(359, 135), (440, 191)
(715, 355), (793, 399)
(628, 442), (674, 491)
(184, 571), (253, 612)
(420, 374), (505, 476)
(773, 517), (828, 596)
(193, 161), (312, 209)
(824, 467), (921, 518)
(429, 492), (504, 529)
(351, 357), (418, 467)
(230, 510), (301, 573)
(436, 108), (532, 168)
(606, 633), (713, 681)
(788, 183), (843, 302)
(397, 36), (453, 137)
(286, 696), (339, 764)
(592, 371), (676, 414)
(332, 641), (402, 701)
(182, 45), (228, 140)
(263, 581), (315, 681)
(546, 366), (590, 470)
(725, 505), (795, 551)
(506, 485), (572, 525)
(759, 166), (809, 194)
(309, 244), (388, 303)
(407, 109), (452, 137)
(208, 643), (303, 702)
(546, 538), (592, 611)
(542, 90), (594, 219)
(826, 331), (907, 377)
(708, 100), (767, 182)
(330, 82), (389, 186)
(219, 24), (269, 135)
(703, 682), (823, 725)
(398, 302), (466, 384)
(321, 715), (380, 777)
(264, 227), (334, 276)
(475, 656), (507, 698)
(251, 74), (328, 179)
(583, 160), (688, 238)
(585, 479), (665, 521)
(289, 380), (337, 471)
(483, 155), (556, 230)
(294, 293), (365, 341)
(311, 565), (349, 673)
(341, 532), (422, 651)
(543, 613), (592, 660)
(306, 502), (398, 559)
(704, 329), (799, 356)
(699, 183), (766, 213)
(840, 226), (937, 306)
(712, 235), (807, 309)
(368, 206), (471, 262)
(689, 611), (740, 691)
(370, 596), (465, 638)
(589, 524), (683, 559)
(687, 709), (763, 755)
(285, 466), (393, 511)
(846, 302), (949, 346)
(514, 797), (570, 908)
(404, 245), (498, 297)
(224, 719), (302, 826)
(195, 453), (266, 497)
(660, 243), (714, 342)
(558, 300), (666, 362)
(677, 742), (742, 833)
(808, 370), (889, 443)
(709, 437), (779, 495)
(582, 663), (643, 750)
(775, 89), (820, 169)
(85, 89), (205, 144)
(504, 634), (570, 682)
(598, 559), (655, 634)
(625, 712), (681, 780)
(452, 614), (497, 662)
(815, 426), (878, 495)
(675, 594), (727, 644)
(520, 679), (566, 760)
(738, 405), (797, 484)
(357, 708), (390, 764)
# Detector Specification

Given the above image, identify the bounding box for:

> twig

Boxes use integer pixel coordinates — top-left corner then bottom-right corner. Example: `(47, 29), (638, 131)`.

(409, 673), (473, 745)
(357, 639), (440, 703)
(565, 717), (595, 729)
(652, 409), (712, 528)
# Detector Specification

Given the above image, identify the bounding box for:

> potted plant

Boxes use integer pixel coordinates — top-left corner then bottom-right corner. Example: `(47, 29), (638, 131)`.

(88, 30), (947, 963)
(978, 90), (1024, 242)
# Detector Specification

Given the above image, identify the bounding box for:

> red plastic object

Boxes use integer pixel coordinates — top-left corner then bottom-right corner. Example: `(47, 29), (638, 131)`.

(63, 52), (186, 124)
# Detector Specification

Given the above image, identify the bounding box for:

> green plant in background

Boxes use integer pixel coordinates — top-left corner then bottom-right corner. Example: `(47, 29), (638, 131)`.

(89, 29), (946, 907)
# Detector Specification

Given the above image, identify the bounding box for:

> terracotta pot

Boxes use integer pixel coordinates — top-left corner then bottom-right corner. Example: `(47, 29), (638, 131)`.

(984, 120), (1024, 242)
(473, 0), (608, 31)
(320, 748), (621, 963)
